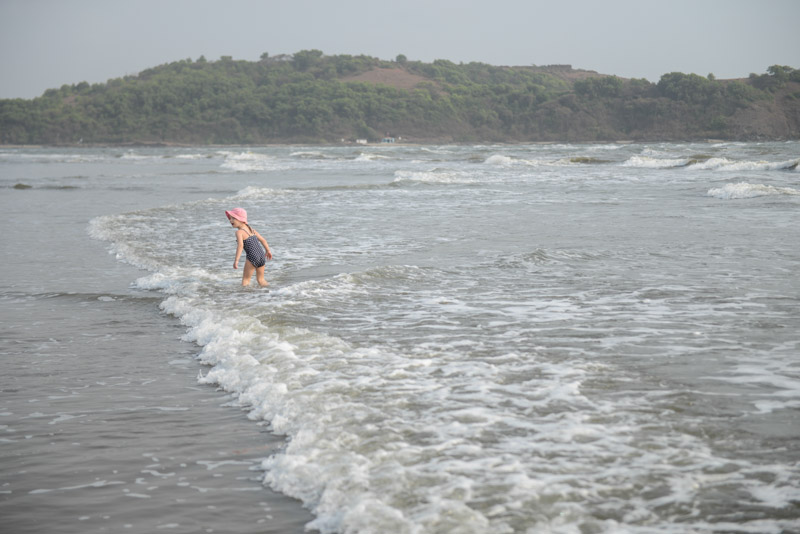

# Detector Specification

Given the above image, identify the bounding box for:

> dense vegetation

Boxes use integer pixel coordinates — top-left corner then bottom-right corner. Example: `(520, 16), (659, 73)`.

(1, 51), (799, 144)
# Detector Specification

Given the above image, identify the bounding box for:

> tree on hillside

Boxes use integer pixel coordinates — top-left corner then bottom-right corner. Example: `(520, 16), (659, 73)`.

(293, 49), (324, 71)
(0, 54), (795, 144)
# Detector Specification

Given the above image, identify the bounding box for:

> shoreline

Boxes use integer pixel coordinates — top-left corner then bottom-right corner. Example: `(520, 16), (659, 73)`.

(0, 294), (317, 534)
(3, 141), (798, 532)
(0, 171), (316, 533)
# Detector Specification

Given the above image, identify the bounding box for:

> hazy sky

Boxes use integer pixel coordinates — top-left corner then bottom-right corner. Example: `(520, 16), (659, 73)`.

(2, 0), (798, 99)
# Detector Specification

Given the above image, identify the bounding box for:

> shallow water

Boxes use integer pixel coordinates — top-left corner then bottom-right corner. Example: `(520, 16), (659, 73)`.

(2, 142), (799, 533)
(0, 171), (313, 533)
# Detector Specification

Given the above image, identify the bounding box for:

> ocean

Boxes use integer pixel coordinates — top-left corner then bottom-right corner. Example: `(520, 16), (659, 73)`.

(1, 141), (799, 533)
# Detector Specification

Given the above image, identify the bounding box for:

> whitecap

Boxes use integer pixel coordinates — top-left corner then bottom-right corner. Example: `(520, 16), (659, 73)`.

(695, 158), (799, 172)
(119, 151), (151, 161)
(233, 186), (283, 199)
(622, 155), (692, 169)
(354, 152), (392, 162)
(484, 154), (514, 166)
(220, 152), (277, 172)
(484, 154), (549, 167)
(175, 153), (212, 160)
(586, 144), (625, 151)
(707, 182), (800, 199)
(392, 170), (477, 184)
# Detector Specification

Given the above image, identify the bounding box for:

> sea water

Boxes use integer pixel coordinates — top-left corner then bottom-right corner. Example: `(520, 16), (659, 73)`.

(0, 151), (314, 533)
(3, 142), (799, 533)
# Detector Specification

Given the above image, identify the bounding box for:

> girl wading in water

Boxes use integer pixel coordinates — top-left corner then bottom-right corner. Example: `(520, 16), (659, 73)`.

(225, 208), (272, 287)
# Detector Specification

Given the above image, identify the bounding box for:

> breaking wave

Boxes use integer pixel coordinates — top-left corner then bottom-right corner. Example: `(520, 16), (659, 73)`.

(624, 155), (799, 171)
(707, 182), (800, 199)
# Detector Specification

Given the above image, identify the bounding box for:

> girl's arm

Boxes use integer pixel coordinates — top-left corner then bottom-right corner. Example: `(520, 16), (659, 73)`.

(256, 231), (273, 260)
(233, 231), (245, 269)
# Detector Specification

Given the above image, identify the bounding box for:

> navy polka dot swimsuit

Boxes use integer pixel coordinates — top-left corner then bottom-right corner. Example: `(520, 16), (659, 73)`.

(243, 232), (266, 268)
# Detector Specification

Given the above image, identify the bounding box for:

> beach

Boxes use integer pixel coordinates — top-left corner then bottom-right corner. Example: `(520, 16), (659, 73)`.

(2, 143), (799, 533)
(0, 164), (313, 533)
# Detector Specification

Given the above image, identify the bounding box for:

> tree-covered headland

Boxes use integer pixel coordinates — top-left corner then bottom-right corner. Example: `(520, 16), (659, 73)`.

(1, 51), (798, 145)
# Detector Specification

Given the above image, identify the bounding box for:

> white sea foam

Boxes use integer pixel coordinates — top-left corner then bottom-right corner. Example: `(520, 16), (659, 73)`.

(484, 154), (556, 167)
(175, 153), (213, 160)
(29, 480), (126, 494)
(586, 144), (625, 151)
(485, 154), (515, 166)
(355, 153), (391, 161)
(220, 151), (278, 172)
(83, 141), (800, 534)
(707, 182), (800, 199)
(140, 262), (796, 533)
(392, 170), (477, 184)
(291, 151), (329, 159)
(421, 146), (456, 154)
(120, 151), (152, 161)
(163, 290), (594, 532)
(624, 155), (799, 172)
(622, 155), (693, 168)
(694, 157), (799, 171)
(232, 185), (284, 200)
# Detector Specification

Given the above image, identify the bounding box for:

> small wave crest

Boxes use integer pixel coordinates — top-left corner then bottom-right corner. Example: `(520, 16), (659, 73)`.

(392, 170), (476, 184)
(485, 154), (602, 167)
(694, 158), (799, 172)
(707, 182), (800, 199)
(220, 151), (277, 172)
(355, 153), (392, 162)
(624, 155), (799, 172)
(119, 151), (154, 161)
(622, 155), (694, 169)
(175, 153), (214, 160)
(233, 186), (283, 199)
(485, 154), (516, 166)
(483, 154), (546, 166)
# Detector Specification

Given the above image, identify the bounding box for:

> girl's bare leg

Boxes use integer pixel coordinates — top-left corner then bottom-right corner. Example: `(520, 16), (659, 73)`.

(242, 261), (255, 286)
(256, 266), (269, 287)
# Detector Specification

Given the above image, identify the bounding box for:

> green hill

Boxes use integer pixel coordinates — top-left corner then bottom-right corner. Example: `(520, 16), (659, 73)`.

(1, 51), (799, 145)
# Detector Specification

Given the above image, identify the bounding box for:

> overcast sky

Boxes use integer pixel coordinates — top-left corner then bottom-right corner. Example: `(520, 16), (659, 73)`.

(2, 0), (798, 99)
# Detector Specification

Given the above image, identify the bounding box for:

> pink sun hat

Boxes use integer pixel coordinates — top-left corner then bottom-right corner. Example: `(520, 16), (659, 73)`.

(225, 208), (247, 223)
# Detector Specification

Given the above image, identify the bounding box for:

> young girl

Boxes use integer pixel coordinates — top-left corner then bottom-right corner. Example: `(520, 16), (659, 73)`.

(225, 208), (273, 287)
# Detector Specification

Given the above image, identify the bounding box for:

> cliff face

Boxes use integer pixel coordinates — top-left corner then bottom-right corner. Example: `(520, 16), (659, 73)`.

(484, 78), (800, 143)
(1, 55), (798, 145)
(727, 85), (800, 140)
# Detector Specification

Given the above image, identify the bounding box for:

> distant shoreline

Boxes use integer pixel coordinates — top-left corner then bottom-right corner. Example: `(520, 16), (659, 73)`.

(3, 138), (781, 149)
(3, 56), (798, 145)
